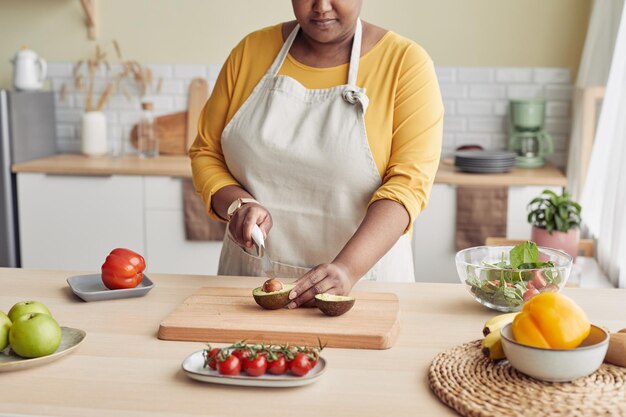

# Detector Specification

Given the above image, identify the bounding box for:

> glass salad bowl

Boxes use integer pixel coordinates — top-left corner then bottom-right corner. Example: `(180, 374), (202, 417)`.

(455, 245), (573, 312)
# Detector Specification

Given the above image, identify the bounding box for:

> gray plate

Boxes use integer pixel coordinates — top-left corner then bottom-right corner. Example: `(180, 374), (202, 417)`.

(456, 165), (514, 173)
(454, 150), (517, 160)
(67, 273), (155, 302)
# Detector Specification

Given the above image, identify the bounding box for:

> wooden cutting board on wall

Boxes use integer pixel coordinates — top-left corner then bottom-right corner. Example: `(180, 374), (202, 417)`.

(158, 287), (400, 350)
(130, 77), (208, 155)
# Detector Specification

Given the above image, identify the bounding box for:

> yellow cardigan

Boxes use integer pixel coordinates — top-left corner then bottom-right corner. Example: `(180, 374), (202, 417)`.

(189, 24), (443, 232)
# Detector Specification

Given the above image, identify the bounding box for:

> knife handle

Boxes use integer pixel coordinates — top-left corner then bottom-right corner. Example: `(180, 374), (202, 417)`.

(251, 224), (265, 249)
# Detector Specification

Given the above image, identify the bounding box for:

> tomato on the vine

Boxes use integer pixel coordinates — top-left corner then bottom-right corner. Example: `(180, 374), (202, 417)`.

(289, 352), (312, 376)
(242, 355), (268, 377)
(218, 354), (241, 376)
(206, 348), (220, 370)
(232, 348), (251, 362)
(267, 354), (288, 375)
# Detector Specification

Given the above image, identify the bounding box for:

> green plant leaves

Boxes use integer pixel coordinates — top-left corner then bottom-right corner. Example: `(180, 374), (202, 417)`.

(527, 188), (582, 233)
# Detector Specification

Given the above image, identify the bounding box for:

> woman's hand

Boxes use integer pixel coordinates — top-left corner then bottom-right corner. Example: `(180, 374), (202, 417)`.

(228, 203), (273, 249)
(287, 262), (356, 309)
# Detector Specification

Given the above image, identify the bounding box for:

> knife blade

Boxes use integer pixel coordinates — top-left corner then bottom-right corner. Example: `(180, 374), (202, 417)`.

(251, 224), (275, 279)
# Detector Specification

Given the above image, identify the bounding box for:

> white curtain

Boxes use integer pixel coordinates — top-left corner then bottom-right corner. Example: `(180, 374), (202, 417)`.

(581, 0), (626, 288)
(566, 0), (624, 199)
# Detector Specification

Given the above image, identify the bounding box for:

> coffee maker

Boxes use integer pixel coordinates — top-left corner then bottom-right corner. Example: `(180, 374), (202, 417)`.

(508, 99), (554, 168)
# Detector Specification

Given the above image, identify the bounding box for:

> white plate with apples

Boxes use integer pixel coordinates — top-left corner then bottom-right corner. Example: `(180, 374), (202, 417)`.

(0, 326), (86, 372)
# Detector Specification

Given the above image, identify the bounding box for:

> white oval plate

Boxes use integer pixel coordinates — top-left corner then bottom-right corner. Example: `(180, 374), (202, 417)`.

(182, 350), (326, 387)
(0, 327), (86, 372)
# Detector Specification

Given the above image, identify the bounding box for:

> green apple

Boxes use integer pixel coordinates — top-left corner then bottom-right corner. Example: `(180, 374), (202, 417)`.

(8, 300), (51, 322)
(9, 312), (62, 358)
(0, 311), (11, 351)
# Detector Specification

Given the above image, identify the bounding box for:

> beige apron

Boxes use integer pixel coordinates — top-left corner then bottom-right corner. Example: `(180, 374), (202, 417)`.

(218, 19), (414, 282)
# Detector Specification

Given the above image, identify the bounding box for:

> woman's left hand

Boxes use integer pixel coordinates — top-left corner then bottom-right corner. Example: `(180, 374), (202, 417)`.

(287, 262), (356, 309)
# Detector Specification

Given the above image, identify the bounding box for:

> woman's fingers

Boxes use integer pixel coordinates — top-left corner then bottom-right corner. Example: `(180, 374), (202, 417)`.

(288, 266), (335, 308)
(228, 203), (272, 249)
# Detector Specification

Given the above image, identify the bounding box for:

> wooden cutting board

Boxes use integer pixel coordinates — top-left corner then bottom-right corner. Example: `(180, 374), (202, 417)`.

(130, 111), (187, 155)
(158, 287), (400, 350)
(130, 77), (209, 155)
(186, 78), (209, 151)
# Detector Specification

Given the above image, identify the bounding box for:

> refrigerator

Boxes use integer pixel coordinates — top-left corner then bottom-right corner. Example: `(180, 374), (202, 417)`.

(0, 90), (57, 267)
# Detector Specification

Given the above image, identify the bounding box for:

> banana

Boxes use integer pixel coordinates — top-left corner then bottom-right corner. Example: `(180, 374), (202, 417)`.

(482, 312), (519, 337)
(482, 330), (505, 361)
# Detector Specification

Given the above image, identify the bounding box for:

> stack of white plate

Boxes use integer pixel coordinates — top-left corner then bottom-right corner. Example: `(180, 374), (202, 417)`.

(454, 150), (517, 173)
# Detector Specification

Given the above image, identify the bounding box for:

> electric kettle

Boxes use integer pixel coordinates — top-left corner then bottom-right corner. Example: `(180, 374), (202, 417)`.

(11, 47), (47, 91)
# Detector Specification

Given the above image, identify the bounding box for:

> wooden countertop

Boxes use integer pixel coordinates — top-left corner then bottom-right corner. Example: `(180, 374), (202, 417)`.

(1, 268), (624, 417)
(12, 154), (567, 186)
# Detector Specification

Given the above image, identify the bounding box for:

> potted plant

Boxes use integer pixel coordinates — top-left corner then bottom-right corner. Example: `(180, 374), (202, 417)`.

(527, 189), (582, 261)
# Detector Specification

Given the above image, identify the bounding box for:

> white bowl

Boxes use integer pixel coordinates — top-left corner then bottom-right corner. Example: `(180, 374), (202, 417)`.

(500, 323), (609, 382)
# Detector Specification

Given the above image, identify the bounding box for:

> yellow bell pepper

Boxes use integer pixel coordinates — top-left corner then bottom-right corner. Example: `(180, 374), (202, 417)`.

(512, 292), (590, 349)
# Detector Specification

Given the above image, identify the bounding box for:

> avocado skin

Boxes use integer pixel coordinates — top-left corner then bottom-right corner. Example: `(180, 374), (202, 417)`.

(252, 285), (294, 310)
(315, 294), (356, 317)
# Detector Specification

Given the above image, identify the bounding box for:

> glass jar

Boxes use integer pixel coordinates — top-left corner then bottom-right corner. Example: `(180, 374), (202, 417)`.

(137, 101), (159, 158)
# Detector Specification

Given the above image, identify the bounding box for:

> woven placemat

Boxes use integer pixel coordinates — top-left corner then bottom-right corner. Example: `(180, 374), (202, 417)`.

(428, 340), (626, 417)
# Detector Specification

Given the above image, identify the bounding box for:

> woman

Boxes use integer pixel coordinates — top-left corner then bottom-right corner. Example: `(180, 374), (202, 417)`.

(189, 0), (443, 308)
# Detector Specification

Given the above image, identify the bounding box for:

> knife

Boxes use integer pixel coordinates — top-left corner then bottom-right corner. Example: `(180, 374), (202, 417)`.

(251, 224), (275, 279)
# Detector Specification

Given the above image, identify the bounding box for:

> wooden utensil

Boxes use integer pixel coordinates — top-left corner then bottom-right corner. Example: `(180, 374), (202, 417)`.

(158, 286), (400, 350)
(186, 78), (209, 151)
(130, 111), (187, 155)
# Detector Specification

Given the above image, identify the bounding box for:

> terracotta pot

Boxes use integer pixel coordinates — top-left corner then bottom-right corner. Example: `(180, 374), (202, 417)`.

(531, 226), (580, 262)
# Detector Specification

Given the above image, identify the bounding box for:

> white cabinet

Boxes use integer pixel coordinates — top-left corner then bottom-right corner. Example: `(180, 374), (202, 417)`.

(411, 184), (561, 283)
(17, 173), (144, 270)
(17, 173), (222, 274)
(144, 177), (222, 275)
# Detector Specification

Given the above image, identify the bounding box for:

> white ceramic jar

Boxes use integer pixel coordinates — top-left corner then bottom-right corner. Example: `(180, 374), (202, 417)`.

(81, 111), (108, 156)
(11, 48), (47, 91)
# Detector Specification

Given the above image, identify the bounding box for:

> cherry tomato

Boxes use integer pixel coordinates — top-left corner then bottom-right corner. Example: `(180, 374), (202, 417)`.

(218, 354), (241, 376)
(267, 354), (288, 375)
(531, 271), (547, 289)
(289, 352), (312, 376)
(242, 355), (268, 377)
(206, 348), (220, 370)
(232, 348), (251, 362)
(523, 288), (540, 302)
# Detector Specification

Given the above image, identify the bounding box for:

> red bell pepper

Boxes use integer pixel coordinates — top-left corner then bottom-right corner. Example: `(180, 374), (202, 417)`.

(101, 248), (146, 290)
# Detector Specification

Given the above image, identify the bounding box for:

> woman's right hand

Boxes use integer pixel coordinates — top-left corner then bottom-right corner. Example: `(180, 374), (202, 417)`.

(228, 203), (273, 249)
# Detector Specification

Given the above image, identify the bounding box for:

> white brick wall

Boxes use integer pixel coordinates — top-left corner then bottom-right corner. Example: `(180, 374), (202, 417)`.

(48, 63), (221, 154)
(437, 66), (573, 168)
(46, 64), (573, 168)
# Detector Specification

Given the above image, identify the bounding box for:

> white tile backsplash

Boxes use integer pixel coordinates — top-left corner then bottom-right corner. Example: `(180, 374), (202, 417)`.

(495, 68), (533, 84)
(46, 64), (574, 168)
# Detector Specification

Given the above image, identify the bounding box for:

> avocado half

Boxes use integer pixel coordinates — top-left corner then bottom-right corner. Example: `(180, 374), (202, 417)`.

(252, 284), (295, 310)
(315, 293), (356, 317)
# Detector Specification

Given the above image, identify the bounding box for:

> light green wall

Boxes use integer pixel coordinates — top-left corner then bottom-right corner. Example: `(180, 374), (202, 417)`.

(0, 0), (591, 89)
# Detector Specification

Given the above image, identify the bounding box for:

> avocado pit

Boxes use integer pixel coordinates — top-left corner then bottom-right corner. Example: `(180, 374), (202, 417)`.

(315, 293), (356, 317)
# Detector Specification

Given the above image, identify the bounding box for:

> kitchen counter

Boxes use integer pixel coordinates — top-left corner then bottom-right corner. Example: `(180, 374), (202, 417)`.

(1, 268), (624, 417)
(12, 154), (567, 186)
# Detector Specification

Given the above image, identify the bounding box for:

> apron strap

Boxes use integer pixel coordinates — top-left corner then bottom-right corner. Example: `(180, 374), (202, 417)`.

(268, 18), (364, 87)
(347, 19), (362, 87)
